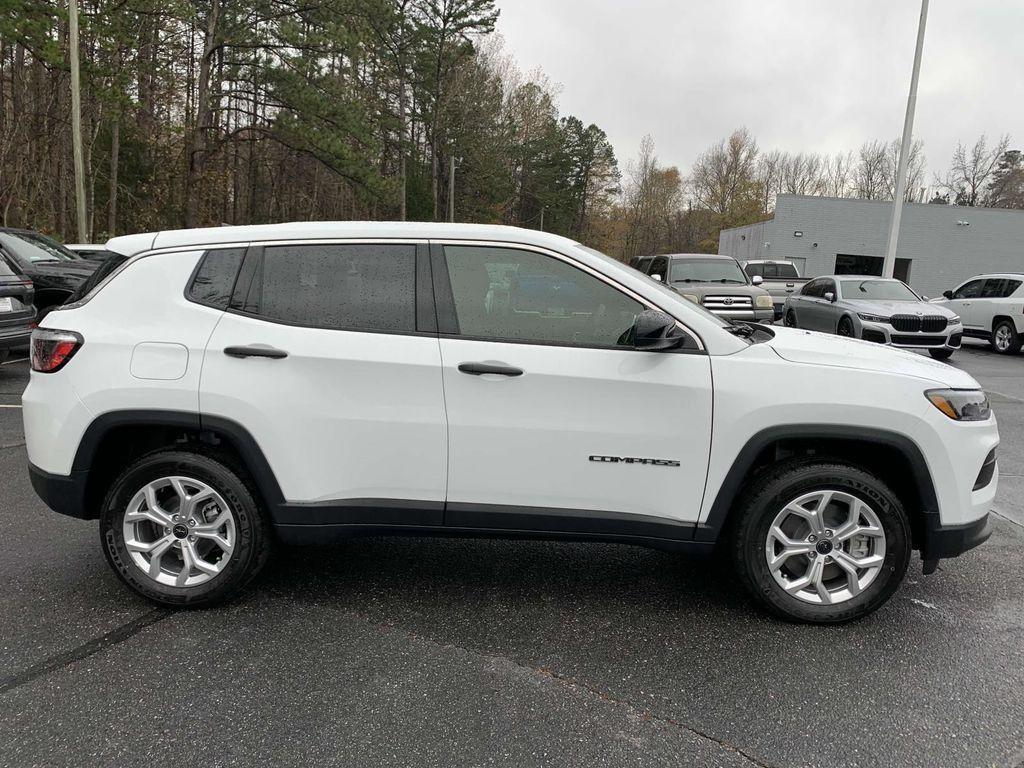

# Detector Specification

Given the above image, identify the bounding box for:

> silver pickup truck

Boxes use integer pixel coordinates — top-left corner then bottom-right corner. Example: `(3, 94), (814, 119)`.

(741, 259), (810, 320)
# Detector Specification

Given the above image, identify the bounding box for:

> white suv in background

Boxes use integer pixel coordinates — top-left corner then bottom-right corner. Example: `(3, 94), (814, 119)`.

(936, 274), (1024, 354)
(23, 223), (998, 623)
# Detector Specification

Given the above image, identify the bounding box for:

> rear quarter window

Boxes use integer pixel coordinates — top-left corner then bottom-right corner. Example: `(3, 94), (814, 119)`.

(187, 248), (246, 308)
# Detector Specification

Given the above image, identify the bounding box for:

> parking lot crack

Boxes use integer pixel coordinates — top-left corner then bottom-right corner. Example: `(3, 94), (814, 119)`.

(0, 609), (169, 697)
(354, 612), (775, 768)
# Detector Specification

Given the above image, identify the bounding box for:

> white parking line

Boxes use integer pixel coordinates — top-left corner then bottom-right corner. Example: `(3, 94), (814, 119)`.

(0, 357), (28, 366)
(0, 404), (22, 408)
(986, 388), (1024, 404)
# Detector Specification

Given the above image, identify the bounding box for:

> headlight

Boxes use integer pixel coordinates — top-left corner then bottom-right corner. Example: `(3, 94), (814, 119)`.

(857, 313), (889, 323)
(755, 295), (773, 309)
(925, 389), (991, 421)
(682, 293), (700, 304)
(949, 315), (961, 324)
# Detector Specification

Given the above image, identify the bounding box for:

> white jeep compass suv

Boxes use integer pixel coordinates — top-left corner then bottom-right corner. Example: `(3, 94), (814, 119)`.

(23, 223), (998, 623)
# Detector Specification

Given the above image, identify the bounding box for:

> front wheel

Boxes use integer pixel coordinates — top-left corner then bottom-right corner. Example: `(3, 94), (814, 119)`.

(837, 316), (856, 338)
(100, 450), (272, 607)
(928, 348), (954, 360)
(731, 460), (911, 623)
(784, 309), (798, 327)
(991, 320), (1021, 355)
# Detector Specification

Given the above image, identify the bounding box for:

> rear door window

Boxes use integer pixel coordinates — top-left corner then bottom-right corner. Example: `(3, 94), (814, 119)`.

(251, 244), (416, 332)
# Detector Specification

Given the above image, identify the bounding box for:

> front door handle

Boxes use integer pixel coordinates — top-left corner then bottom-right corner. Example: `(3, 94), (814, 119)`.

(458, 362), (524, 377)
(224, 345), (288, 359)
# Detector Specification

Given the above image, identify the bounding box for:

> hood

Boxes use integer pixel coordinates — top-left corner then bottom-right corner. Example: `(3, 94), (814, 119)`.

(765, 325), (980, 388)
(841, 299), (959, 319)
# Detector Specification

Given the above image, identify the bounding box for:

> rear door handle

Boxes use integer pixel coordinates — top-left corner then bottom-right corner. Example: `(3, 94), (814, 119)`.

(458, 362), (524, 377)
(224, 345), (288, 359)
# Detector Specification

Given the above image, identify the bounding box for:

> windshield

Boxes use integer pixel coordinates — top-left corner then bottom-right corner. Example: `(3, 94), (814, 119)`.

(574, 245), (732, 328)
(840, 279), (919, 301)
(670, 259), (747, 284)
(0, 231), (80, 263)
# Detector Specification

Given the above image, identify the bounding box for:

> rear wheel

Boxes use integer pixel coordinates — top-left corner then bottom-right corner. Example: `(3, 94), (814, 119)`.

(100, 450), (272, 607)
(837, 316), (856, 338)
(991, 320), (1021, 355)
(731, 460), (911, 623)
(928, 348), (954, 360)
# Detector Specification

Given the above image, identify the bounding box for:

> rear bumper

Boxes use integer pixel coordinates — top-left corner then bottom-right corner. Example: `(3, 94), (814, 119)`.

(28, 462), (91, 519)
(920, 511), (991, 561)
(0, 325), (31, 350)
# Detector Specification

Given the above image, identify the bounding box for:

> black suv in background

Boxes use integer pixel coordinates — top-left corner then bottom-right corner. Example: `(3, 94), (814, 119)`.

(0, 228), (98, 315)
(0, 253), (35, 363)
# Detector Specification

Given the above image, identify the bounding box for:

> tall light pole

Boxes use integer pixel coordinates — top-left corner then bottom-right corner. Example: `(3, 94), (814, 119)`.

(882, 0), (929, 278)
(69, 0), (88, 243)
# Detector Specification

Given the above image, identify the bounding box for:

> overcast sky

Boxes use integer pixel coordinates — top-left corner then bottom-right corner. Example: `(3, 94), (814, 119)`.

(496, 0), (1023, 180)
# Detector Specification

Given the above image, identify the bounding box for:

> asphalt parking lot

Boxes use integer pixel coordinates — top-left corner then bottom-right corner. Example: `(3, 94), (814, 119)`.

(1, 342), (1022, 768)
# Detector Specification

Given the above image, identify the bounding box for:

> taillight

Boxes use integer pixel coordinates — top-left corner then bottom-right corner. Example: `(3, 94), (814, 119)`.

(30, 328), (83, 373)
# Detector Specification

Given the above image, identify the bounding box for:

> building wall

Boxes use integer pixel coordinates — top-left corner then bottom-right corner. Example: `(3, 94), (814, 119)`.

(719, 195), (1024, 297)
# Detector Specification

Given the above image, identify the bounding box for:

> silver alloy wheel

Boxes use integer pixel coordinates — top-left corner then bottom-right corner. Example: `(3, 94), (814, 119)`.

(122, 476), (236, 588)
(994, 324), (1013, 351)
(764, 490), (886, 605)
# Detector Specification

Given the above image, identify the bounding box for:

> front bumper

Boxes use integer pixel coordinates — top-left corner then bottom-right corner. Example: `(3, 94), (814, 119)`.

(709, 308), (775, 323)
(860, 320), (963, 349)
(921, 511), (991, 562)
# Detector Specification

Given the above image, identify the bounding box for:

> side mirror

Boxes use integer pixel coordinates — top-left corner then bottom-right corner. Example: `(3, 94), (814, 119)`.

(631, 309), (687, 351)
(824, 291), (836, 303)
(751, 275), (763, 286)
(650, 273), (662, 282)
(942, 290), (954, 299)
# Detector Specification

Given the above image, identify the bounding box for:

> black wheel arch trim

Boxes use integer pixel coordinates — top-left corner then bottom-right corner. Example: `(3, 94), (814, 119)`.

(40, 413), (977, 564)
(696, 424), (940, 543)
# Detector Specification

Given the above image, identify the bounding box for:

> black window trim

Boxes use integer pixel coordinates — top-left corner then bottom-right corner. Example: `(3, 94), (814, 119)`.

(217, 240), (436, 338)
(429, 239), (706, 354)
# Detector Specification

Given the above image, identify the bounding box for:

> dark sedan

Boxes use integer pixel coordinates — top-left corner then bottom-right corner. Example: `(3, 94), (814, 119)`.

(0, 228), (99, 315)
(0, 252), (36, 362)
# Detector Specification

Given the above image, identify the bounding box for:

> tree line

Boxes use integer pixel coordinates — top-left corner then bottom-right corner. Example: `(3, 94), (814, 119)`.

(0, 0), (617, 245)
(1, 0), (1021, 262)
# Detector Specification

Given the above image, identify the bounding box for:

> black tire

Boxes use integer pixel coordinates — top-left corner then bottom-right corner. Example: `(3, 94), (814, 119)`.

(990, 320), (1021, 355)
(837, 316), (856, 337)
(928, 348), (954, 360)
(730, 460), (911, 624)
(784, 309), (798, 327)
(100, 450), (272, 607)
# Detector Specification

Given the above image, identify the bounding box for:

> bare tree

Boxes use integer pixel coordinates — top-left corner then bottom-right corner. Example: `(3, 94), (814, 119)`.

(779, 151), (826, 196)
(688, 127), (759, 218)
(755, 149), (783, 214)
(823, 151), (855, 198)
(883, 138), (926, 201)
(935, 134), (1010, 206)
(983, 149), (1024, 209)
(854, 141), (892, 200)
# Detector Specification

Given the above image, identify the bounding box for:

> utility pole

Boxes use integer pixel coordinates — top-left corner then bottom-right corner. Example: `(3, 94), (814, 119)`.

(883, 0), (928, 278)
(448, 156), (455, 222)
(539, 206), (545, 231)
(69, 0), (88, 242)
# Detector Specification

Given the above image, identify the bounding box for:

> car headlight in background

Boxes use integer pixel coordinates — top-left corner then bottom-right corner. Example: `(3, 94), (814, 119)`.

(857, 313), (890, 323)
(949, 315), (961, 323)
(682, 293), (700, 304)
(925, 389), (991, 421)
(755, 295), (773, 309)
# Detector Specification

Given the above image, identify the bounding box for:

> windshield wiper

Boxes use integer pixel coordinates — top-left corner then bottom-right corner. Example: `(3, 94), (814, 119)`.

(725, 322), (755, 337)
(676, 278), (707, 283)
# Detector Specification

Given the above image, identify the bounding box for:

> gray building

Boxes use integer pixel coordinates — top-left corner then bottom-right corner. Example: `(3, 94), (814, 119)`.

(719, 194), (1024, 298)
